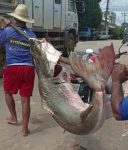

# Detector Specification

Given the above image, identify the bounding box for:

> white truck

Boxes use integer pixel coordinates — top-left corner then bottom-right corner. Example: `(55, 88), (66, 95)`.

(0, 0), (79, 76)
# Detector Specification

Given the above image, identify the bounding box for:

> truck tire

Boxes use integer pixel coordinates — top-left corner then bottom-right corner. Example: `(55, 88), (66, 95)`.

(63, 33), (76, 57)
(67, 33), (76, 53)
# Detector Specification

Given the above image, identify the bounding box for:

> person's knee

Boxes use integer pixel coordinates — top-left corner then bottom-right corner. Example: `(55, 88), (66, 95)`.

(21, 97), (30, 105)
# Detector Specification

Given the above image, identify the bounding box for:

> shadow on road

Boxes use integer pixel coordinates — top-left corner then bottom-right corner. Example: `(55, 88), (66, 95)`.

(30, 112), (58, 135)
(55, 132), (105, 150)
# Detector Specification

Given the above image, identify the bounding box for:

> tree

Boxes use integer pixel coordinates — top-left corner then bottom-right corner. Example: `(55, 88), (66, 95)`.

(78, 0), (102, 29)
(97, 0), (101, 2)
(111, 26), (124, 39)
(121, 22), (128, 30)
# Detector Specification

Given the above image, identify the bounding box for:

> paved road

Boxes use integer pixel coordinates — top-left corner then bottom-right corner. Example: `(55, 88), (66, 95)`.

(75, 39), (124, 53)
(0, 40), (128, 150)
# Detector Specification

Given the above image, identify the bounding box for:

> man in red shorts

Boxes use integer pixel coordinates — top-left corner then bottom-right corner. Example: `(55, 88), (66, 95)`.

(0, 4), (36, 136)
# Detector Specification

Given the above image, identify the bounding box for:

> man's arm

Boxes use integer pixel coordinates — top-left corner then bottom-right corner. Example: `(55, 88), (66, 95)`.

(0, 17), (10, 29)
(59, 56), (70, 65)
(0, 18), (10, 45)
(111, 64), (128, 120)
(111, 81), (124, 120)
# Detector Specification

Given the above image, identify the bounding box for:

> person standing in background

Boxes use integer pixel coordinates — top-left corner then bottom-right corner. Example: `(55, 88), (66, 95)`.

(0, 4), (36, 136)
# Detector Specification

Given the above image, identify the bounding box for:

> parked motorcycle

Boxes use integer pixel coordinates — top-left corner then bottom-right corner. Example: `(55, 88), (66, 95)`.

(70, 49), (95, 103)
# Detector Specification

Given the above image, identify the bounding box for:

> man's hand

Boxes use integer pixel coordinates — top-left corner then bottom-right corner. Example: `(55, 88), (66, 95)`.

(112, 64), (128, 83)
(111, 63), (127, 121)
(59, 56), (70, 65)
(0, 17), (10, 28)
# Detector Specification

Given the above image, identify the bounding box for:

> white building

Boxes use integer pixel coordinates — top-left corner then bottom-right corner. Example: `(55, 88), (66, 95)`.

(102, 11), (116, 25)
(100, 11), (116, 32)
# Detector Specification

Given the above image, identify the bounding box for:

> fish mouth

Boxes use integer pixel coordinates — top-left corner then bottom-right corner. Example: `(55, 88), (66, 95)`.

(53, 64), (63, 77)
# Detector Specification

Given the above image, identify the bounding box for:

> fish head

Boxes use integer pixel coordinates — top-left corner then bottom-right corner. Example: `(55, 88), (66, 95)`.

(29, 38), (47, 60)
(29, 38), (62, 77)
(29, 38), (52, 77)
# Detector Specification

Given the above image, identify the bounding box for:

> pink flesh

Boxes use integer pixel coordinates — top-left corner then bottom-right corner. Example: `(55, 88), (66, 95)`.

(62, 82), (89, 111)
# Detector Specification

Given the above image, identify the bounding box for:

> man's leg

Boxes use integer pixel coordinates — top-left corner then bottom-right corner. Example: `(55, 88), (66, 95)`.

(5, 92), (17, 123)
(3, 66), (21, 124)
(21, 96), (31, 136)
(19, 66), (35, 136)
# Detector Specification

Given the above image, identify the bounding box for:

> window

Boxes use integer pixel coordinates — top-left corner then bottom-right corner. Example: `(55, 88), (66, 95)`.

(55, 0), (61, 4)
(68, 0), (76, 12)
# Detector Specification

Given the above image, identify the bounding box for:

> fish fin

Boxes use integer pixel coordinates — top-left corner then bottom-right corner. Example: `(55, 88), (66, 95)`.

(98, 43), (115, 80)
(69, 44), (115, 90)
(80, 105), (93, 123)
(69, 52), (94, 79)
(69, 52), (104, 90)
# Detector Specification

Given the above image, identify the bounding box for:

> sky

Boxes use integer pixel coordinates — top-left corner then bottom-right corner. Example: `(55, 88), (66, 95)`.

(100, 0), (128, 25)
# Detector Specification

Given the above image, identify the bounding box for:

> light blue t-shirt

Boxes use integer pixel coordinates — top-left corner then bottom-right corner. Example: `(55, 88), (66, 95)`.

(0, 26), (36, 66)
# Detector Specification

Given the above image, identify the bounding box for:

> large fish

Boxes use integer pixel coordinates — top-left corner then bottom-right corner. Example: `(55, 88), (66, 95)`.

(29, 38), (115, 135)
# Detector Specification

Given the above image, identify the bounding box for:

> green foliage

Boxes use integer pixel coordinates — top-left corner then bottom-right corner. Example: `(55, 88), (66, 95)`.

(121, 22), (128, 30)
(78, 0), (102, 29)
(111, 26), (124, 39)
(96, 0), (101, 2)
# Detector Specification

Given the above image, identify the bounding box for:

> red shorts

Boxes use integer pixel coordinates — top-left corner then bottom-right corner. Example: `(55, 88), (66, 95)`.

(3, 65), (35, 97)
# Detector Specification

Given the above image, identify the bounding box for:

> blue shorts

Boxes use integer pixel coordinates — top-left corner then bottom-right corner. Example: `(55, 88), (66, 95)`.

(119, 96), (128, 120)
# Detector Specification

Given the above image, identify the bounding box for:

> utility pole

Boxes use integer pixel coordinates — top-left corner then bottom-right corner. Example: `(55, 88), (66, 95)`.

(121, 12), (128, 24)
(105, 0), (110, 35)
(121, 12), (128, 37)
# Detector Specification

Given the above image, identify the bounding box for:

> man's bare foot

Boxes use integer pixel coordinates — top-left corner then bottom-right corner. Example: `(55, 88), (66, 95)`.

(21, 128), (30, 137)
(6, 117), (18, 125)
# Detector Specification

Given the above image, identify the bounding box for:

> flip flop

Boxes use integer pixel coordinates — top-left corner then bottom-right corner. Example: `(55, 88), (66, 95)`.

(6, 117), (18, 125)
(7, 120), (18, 125)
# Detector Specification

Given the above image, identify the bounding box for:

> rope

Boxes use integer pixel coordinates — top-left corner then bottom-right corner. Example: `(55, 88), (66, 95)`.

(10, 23), (29, 40)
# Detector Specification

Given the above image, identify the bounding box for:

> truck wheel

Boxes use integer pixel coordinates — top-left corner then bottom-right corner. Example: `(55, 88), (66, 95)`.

(67, 33), (76, 53)
(63, 33), (76, 57)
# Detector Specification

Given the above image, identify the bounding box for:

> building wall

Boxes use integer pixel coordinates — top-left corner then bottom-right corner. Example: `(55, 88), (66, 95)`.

(102, 11), (116, 25)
